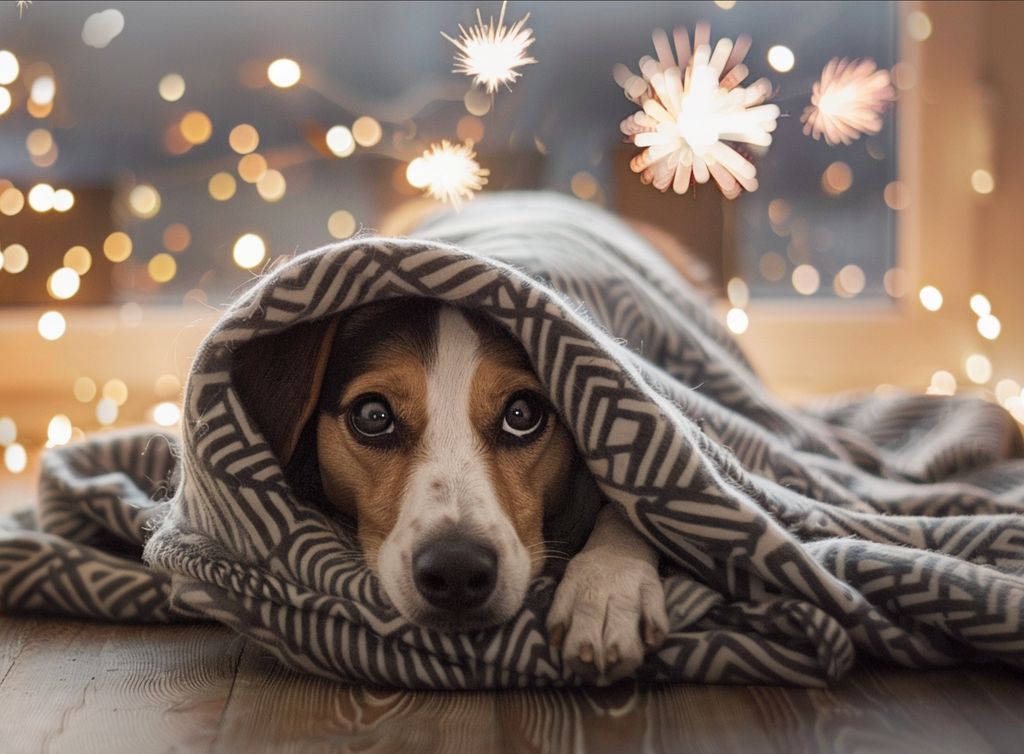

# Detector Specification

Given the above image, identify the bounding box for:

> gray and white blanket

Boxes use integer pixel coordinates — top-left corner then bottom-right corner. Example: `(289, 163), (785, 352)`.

(3, 193), (1024, 688)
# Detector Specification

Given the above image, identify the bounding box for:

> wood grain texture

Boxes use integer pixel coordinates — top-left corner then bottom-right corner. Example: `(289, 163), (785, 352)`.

(1, 616), (1023, 754)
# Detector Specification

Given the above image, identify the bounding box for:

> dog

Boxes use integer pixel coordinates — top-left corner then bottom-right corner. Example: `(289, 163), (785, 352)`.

(232, 293), (669, 684)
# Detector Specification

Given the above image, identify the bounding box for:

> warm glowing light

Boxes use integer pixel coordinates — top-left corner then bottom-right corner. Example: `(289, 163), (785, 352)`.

(822, 161), (853, 195)
(995, 379), (1022, 404)
(969, 293), (991, 317)
(162, 224), (191, 253)
(442, 1), (536, 94)
(152, 402), (181, 427)
(26, 128), (53, 156)
(0, 50), (19, 85)
(158, 73), (186, 102)
(463, 86), (491, 116)
(714, 0), (736, 8)
(0, 187), (25, 216)
(30, 75), (55, 105)
(977, 314), (1001, 340)
(2, 244), (28, 273)
(180, 111), (213, 145)
(884, 181), (910, 210)
(971, 169), (994, 195)
(918, 285), (943, 311)
(726, 277), (749, 308)
(792, 264), (820, 295)
(906, 11), (932, 42)
(617, 23), (780, 198)
(802, 58), (895, 146)
(73, 376), (97, 403)
(928, 370), (957, 396)
(0, 86), (10, 115)
(725, 307), (749, 334)
(4, 443), (27, 474)
(352, 116), (382, 147)
(965, 354), (993, 385)
(128, 184), (161, 219)
(835, 264), (866, 297)
(48, 267), (81, 300)
(96, 397), (118, 426)
(256, 169), (286, 202)
(148, 253), (177, 283)
(103, 232), (132, 262)
(570, 171), (598, 200)
(410, 140), (489, 209)
(767, 45), (795, 73)
(267, 58), (301, 88)
(155, 373), (181, 398)
(47, 414), (72, 446)
(27, 183), (55, 212)
(52, 188), (74, 212)
(326, 125), (356, 157)
(103, 379), (129, 406)
(229, 123), (260, 154)
(0, 417), (15, 446)
(82, 8), (125, 48)
(208, 172), (237, 201)
(233, 233), (266, 269)
(38, 311), (66, 341)
(328, 210), (356, 239)
(237, 153), (268, 183)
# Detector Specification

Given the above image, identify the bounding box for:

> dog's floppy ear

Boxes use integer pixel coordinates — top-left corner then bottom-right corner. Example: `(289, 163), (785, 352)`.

(543, 459), (603, 557)
(231, 316), (340, 466)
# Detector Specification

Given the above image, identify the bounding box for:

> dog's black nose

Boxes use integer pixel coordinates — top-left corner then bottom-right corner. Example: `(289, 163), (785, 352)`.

(413, 536), (498, 612)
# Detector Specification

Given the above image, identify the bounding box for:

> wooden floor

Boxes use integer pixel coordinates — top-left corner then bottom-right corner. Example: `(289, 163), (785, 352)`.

(0, 616), (1021, 753)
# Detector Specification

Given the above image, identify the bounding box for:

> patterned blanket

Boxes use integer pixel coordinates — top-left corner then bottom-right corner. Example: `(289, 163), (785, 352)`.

(3, 193), (1024, 688)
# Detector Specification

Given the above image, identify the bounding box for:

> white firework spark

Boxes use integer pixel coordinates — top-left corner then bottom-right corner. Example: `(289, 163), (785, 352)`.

(616, 24), (779, 199)
(802, 58), (895, 146)
(407, 140), (489, 209)
(442, 1), (536, 94)
(17, 0), (32, 17)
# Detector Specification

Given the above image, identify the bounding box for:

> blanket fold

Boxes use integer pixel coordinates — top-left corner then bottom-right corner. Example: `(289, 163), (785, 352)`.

(2, 192), (1023, 688)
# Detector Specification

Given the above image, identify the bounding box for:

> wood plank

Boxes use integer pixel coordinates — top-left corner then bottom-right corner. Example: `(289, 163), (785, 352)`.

(0, 617), (243, 754)
(214, 640), (503, 754)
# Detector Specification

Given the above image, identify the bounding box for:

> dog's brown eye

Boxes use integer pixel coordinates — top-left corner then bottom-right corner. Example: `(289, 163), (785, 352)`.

(501, 391), (547, 440)
(350, 395), (395, 439)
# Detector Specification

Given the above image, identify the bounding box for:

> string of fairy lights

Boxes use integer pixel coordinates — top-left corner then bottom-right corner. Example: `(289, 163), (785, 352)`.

(0, 1), (1021, 475)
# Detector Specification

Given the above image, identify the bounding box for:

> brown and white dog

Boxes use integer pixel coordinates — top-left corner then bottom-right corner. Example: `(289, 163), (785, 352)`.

(233, 296), (668, 684)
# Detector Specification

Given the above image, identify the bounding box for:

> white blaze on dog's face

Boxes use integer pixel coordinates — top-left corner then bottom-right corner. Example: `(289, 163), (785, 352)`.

(314, 300), (575, 631)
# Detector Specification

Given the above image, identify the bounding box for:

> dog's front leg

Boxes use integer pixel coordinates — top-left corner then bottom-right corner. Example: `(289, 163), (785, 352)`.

(546, 505), (668, 684)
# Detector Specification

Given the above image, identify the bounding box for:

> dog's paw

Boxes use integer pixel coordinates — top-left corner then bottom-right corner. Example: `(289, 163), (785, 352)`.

(546, 549), (668, 685)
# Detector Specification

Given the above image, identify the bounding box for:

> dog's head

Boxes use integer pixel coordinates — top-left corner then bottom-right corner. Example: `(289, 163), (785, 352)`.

(232, 298), (592, 631)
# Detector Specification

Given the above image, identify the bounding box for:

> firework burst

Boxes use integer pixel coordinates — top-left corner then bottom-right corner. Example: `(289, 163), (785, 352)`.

(407, 140), (489, 209)
(442, 1), (536, 94)
(615, 23), (780, 199)
(802, 58), (896, 146)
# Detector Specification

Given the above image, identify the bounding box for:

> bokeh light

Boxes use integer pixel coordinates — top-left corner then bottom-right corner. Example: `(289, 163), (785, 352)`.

(0, 186), (25, 215)
(977, 314), (1001, 340)
(73, 376), (97, 403)
(180, 111), (213, 145)
(0, 50), (19, 85)
(233, 233), (267, 269)
(47, 267), (81, 300)
(152, 402), (181, 427)
(26, 128), (53, 157)
(971, 169), (995, 195)
(767, 45), (795, 73)
(326, 125), (356, 157)
(834, 264), (866, 297)
(0, 417), (16, 446)
(96, 397), (118, 426)
(570, 171), (598, 200)
(918, 285), (943, 312)
(327, 210), (356, 239)
(4, 443), (27, 474)
(103, 231), (133, 262)
(103, 379), (129, 406)
(52, 189), (74, 212)
(158, 73), (186, 102)
(267, 58), (301, 88)
(47, 414), (73, 446)
(883, 267), (909, 298)
(884, 181), (911, 210)
(128, 184), (162, 219)
(726, 277), (750, 308)
(792, 264), (821, 295)
(965, 354), (992, 385)
(208, 172), (237, 201)
(928, 370), (957, 396)
(64, 246), (92, 275)
(822, 161), (852, 195)
(969, 293), (991, 317)
(0, 86), (10, 115)
(27, 183), (55, 212)
(725, 307), (749, 334)
(906, 11), (933, 42)
(162, 223), (191, 252)
(229, 123), (260, 154)
(148, 253), (177, 283)
(2, 243), (28, 273)
(238, 153), (268, 182)
(30, 75), (56, 106)
(38, 311), (67, 341)
(352, 116), (383, 147)
(256, 169), (287, 202)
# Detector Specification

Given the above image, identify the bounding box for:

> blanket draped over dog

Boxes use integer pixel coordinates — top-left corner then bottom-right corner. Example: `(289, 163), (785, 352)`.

(3, 193), (1024, 688)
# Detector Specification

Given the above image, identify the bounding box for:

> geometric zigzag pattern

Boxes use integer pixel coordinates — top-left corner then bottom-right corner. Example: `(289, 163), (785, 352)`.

(3, 192), (1024, 688)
